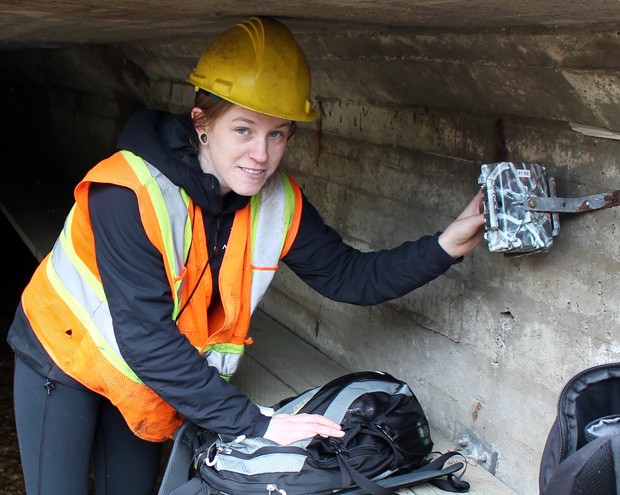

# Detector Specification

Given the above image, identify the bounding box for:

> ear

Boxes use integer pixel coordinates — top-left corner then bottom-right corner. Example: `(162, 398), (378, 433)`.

(191, 107), (203, 120)
(190, 107), (206, 138)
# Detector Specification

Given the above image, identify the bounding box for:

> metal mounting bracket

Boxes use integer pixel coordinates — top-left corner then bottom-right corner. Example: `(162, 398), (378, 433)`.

(525, 190), (620, 213)
(457, 428), (499, 475)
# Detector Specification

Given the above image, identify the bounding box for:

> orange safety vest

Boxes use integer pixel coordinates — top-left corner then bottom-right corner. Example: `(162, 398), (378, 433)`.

(21, 150), (302, 441)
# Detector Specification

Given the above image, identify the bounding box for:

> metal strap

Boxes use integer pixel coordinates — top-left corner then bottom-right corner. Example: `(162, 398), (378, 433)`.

(525, 190), (620, 213)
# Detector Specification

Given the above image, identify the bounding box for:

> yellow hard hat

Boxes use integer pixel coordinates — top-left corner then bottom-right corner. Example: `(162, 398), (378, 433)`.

(187, 16), (317, 122)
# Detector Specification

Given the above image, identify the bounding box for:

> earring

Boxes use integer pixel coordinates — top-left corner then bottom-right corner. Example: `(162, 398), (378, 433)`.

(200, 133), (208, 144)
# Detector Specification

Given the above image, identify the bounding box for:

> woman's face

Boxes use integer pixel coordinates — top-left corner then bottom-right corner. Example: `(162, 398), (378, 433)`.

(193, 104), (293, 197)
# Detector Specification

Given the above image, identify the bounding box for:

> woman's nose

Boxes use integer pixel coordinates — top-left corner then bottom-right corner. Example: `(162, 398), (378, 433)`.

(249, 137), (268, 162)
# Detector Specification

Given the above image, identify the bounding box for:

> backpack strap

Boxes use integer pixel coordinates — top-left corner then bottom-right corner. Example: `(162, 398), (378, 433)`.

(426, 452), (471, 492)
(158, 422), (202, 495)
(335, 451), (394, 495)
(334, 451), (470, 494)
(169, 477), (209, 495)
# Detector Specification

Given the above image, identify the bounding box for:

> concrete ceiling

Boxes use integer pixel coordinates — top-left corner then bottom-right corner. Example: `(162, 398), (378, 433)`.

(3, 0), (620, 50)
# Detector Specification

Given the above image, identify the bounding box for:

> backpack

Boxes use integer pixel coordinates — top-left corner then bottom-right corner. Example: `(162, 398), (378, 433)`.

(539, 362), (620, 495)
(158, 371), (470, 495)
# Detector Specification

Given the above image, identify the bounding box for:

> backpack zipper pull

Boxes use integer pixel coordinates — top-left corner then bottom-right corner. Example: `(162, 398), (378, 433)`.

(266, 484), (287, 495)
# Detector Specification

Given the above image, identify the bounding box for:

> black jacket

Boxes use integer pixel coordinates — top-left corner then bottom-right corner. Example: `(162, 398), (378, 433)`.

(8, 109), (459, 439)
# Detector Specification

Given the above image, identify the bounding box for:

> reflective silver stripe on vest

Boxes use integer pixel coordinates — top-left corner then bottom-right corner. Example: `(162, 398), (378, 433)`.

(249, 173), (289, 313)
(203, 346), (243, 378)
(49, 209), (139, 380)
(143, 160), (190, 286)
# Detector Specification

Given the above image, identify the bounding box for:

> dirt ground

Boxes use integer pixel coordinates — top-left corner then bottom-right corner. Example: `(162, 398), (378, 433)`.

(0, 213), (172, 494)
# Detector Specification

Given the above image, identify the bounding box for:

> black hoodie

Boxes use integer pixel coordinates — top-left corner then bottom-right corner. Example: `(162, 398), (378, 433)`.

(8, 109), (458, 439)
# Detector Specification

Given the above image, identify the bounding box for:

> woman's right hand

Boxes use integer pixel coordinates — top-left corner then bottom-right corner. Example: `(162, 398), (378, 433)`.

(263, 413), (345, 445)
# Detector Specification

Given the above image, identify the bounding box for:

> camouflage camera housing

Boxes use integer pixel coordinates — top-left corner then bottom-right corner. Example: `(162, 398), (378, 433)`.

(478, 162), (560, 256)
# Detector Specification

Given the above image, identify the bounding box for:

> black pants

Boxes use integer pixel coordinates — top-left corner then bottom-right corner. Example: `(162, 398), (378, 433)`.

(13, 356), (163, 495)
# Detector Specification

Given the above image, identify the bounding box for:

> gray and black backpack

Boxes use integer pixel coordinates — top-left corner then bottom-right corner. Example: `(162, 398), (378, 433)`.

(158, 371), (470, 495)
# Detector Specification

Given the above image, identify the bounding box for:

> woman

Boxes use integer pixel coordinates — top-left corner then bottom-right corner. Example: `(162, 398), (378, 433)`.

(8, 16), (485, 495)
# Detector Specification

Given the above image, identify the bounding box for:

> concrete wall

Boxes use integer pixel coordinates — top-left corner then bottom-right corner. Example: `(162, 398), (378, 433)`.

(1, 21), (619, 495)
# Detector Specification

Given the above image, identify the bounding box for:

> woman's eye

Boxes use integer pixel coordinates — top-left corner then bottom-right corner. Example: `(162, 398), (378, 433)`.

(269, 130), (286, 138)
(236, 127), (250, 136)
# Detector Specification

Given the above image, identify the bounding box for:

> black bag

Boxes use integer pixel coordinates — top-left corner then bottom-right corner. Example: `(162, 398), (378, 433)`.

(539, 362), (620, 495)
(158, 371), (470, 495)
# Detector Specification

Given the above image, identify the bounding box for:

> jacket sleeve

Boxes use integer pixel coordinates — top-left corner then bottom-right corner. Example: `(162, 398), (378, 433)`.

(283, 194), (460, 306)
(89, 183), (270, 437)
